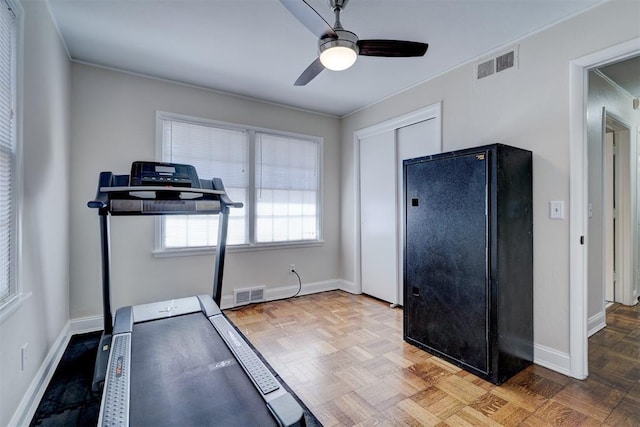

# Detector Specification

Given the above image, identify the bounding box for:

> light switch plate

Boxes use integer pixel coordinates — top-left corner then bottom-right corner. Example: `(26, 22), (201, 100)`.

(549, 200), (564, 219)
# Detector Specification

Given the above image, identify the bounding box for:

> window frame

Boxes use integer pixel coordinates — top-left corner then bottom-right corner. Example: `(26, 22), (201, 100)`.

(154, 111), (324, 257)
(0, 0), (24, 322)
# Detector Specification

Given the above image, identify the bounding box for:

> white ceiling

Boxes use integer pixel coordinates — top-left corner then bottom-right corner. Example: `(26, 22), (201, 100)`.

(48, 0), (606, 117)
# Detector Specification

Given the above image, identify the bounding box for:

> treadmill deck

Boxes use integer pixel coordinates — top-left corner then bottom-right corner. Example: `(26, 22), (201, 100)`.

(98, 296), (302, 427)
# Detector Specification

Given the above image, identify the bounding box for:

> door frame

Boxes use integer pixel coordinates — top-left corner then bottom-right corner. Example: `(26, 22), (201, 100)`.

(354, 102), (442, 302)
(569, 37), (640, 379)
(603, 128), (615, 304)
(603, 112), (633, 306)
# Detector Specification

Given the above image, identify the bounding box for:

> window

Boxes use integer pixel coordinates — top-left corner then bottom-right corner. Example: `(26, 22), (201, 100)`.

(157, 112), (321, 252)
(0, 0), (18, 309)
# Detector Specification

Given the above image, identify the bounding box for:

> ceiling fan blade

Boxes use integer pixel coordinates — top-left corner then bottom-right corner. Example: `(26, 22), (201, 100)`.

(357, 40), (428, 57)
(294, 57), (325, 86)
(279, 0), (336, 39)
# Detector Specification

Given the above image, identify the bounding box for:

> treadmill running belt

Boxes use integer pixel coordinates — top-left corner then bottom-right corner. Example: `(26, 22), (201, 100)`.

(130, 313), (278, 426)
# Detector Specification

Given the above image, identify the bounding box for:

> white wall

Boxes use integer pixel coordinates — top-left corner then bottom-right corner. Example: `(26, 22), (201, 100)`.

(69, 64), (341, 319)
(340, 0), (640, 366)
(0, 0), (71, 425)
(587, 71), (640, 325)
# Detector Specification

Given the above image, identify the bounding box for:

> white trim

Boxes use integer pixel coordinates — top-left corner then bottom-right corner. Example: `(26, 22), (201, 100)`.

(9, 322), (71, 427)
(569, 37), (640, 380)
(337, 279), (359, 295)
(587, 311), (606, 337)
(353, 102), (442, 303)
(533, 344), (571, 376)
(353, 103), (442, 140)
(153, 240), (325, 258)
(70, 315), (103, 334)
(0, 291), (30, 325)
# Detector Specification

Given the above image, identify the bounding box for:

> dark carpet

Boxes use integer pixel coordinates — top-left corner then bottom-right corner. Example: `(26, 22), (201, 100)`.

(31, 326), (322, 426)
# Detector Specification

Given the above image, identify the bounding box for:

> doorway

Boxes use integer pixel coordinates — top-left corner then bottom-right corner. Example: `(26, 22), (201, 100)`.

(570, 38), (640, 379)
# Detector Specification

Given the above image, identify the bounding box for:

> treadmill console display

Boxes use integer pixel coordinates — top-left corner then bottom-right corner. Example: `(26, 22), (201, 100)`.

(130, 161), (200, 188)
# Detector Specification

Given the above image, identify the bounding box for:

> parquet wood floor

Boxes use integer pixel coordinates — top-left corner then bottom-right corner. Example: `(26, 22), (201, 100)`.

(225, 291), (640, 426)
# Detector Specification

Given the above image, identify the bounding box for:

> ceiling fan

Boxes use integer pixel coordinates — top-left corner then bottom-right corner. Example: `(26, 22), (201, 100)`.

(279, 0), (429, 86)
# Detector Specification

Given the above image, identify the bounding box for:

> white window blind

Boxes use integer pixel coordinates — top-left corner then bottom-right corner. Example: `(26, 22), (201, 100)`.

(0, 0), (17, 305)
(161, 119), (249, 248)
(158, 113), (321, 251)
(255, 133), (318, 243)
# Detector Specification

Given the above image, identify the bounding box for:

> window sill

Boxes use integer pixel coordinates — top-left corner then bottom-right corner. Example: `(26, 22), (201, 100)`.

(153, 240), (325, 258)
(0, 291), (32, 326)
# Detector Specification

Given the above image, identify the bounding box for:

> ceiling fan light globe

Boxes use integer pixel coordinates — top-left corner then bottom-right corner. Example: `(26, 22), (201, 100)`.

(320, 45), (357, 71)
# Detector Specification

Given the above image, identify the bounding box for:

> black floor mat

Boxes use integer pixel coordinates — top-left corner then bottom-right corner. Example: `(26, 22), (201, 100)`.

(30, 332), (102, 426)
(30, 328), (322, 426)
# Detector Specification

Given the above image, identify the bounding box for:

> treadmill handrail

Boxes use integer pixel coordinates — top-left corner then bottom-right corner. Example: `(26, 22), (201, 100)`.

(98, 186), (225, 195)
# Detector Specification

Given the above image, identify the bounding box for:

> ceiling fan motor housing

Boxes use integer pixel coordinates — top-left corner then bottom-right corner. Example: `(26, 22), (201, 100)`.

(319, 29), (359, 55)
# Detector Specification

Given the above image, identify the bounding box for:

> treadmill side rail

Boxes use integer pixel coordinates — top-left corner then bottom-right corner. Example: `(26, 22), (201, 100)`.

(98, 333), (132, 427)
(210, 314), (281, 396)
(209, 313), (305, 425)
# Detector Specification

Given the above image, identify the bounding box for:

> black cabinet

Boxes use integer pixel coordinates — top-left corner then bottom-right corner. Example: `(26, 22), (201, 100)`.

(403, 143), (533, 385)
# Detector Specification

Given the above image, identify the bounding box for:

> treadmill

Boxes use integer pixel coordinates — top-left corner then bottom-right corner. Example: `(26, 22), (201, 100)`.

(88, 161), (304, 427)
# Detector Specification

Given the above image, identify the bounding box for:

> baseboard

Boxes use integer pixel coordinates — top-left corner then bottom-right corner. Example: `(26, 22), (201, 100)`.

(337, 279), (359, 294)
(587, 311), (606, 337)
(533, 343), (571, 376)
(70, 315), (103, 334)
(9, 321), (71, 427)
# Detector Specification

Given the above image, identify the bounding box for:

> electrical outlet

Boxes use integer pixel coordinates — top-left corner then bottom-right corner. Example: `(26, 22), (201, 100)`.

(20, 343), (28, 371)
(289, 264), (295, 273)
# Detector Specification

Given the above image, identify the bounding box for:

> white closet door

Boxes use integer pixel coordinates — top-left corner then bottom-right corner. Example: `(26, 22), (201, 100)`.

(358, 105), (441, 305)
(360, 130), (397, 302)
(396, 118), (441, 305)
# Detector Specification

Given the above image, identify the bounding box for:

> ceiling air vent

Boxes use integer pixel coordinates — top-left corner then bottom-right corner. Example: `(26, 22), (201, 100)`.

(475, 46), (518, 81)
(234, 286), (266, 306)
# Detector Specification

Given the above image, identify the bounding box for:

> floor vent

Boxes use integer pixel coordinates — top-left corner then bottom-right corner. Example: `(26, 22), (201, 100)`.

(476, 46), (518, 81)
(234, 287), (265, 306)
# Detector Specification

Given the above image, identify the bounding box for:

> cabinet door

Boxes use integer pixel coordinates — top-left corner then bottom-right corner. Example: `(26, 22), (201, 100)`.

(405, 152), (489, 372)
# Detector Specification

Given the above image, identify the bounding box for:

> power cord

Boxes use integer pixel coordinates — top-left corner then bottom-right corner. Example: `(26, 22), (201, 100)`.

(291, 268), (302, 298)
